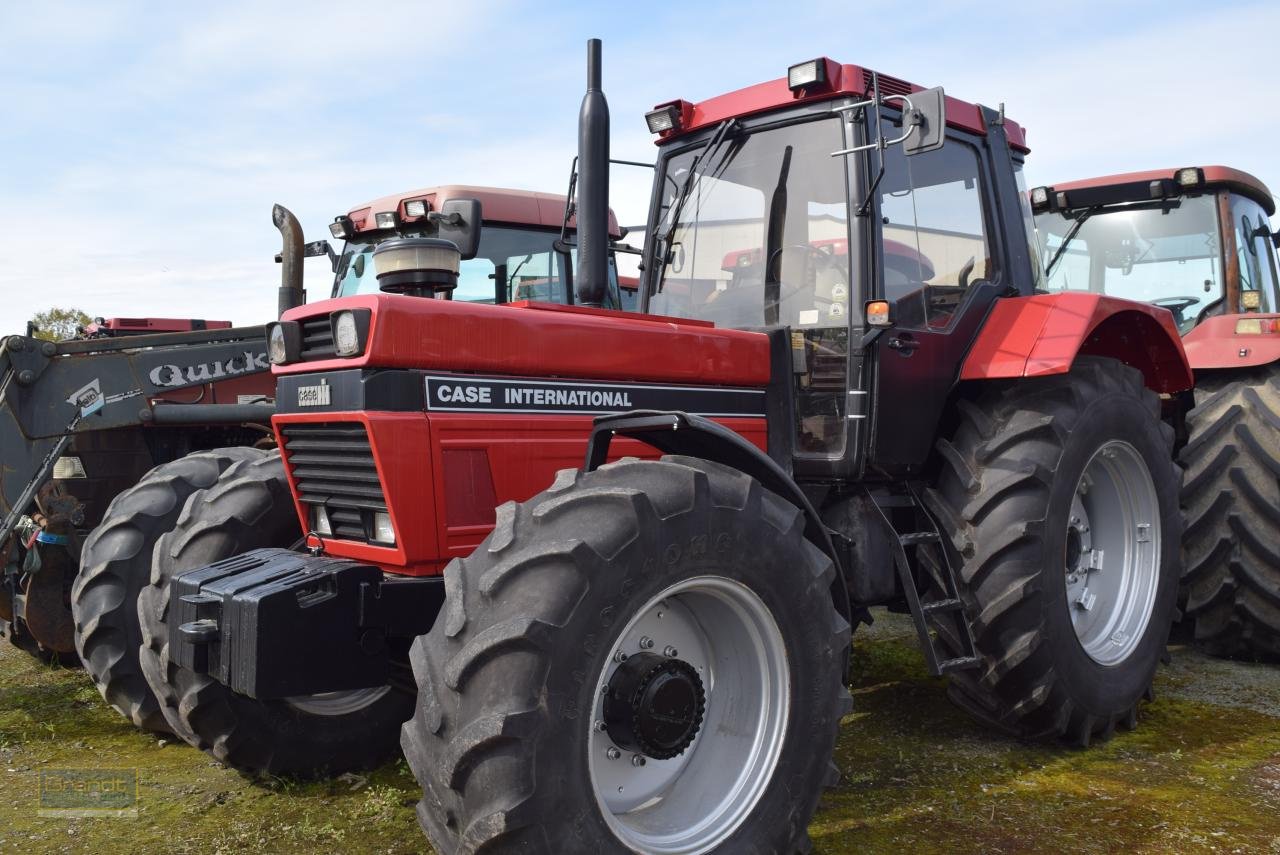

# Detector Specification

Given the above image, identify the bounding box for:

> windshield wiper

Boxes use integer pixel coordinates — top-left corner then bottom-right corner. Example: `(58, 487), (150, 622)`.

(1045, 206), (1101, 277)
(659, 119), (741, 248)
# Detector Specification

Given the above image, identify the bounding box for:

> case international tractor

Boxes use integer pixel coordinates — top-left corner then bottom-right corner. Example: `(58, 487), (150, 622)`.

(2, 188), (623, 736)
(129, 42), (1194, 854)
(1031, 167), (1280, 660)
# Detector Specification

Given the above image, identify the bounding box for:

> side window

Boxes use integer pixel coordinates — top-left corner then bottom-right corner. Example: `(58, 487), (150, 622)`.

(878, 129), (994, 329)
(1230, 195), (1276, 312)
(454, 258), (498, 303)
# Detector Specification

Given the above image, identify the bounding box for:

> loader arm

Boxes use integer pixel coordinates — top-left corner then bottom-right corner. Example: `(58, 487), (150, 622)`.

(1, 327), (273, 543)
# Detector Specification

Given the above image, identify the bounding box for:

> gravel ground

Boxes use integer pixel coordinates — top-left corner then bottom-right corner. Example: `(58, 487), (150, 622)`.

(2, 611), (1277, 854)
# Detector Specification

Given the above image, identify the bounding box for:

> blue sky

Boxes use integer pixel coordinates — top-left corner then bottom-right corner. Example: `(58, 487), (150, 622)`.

(2, 1), (1276, 330)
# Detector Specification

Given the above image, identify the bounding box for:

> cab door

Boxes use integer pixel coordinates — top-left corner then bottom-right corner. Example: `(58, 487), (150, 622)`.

(867, 121), (1008, 470)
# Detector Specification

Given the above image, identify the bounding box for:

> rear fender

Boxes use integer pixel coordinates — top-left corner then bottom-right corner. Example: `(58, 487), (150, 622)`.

(959, 293), (1194, 393)
(1181, 313), (1280, 371)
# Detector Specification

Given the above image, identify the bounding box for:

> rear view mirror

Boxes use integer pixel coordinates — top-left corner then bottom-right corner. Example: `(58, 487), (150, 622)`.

(436, 199), (482, 260)
(903, 86), (945, 156)
(303, 239), (338, 271)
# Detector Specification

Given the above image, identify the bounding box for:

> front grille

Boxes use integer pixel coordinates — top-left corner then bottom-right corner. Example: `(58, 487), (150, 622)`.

(299, 316), (336, 361)
(280, 422), (388, 542)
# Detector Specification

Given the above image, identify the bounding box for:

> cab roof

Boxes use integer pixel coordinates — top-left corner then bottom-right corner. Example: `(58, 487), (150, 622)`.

(652, 59), (1027, 152)
(347, 184), (622, 237)
(1052, 166), (1275, 217)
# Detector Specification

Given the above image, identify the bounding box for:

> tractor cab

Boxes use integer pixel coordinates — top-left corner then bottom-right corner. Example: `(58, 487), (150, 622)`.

(1031, 167), (1280, 336)
(326, 184), (628, 308)
(639, 60), (1043, 470)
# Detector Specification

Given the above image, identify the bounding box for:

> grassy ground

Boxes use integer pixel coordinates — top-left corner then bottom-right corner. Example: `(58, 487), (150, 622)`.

(2, 613), (1277, 854)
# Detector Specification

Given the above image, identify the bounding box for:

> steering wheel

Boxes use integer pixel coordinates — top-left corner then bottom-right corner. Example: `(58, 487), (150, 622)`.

(765, 244), (848, 304)
(1152, 295), (1202, 328)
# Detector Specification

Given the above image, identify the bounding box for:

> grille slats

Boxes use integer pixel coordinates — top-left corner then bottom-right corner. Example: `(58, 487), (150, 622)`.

(299, 317), (336, 361)
(281, 422), (390, 543)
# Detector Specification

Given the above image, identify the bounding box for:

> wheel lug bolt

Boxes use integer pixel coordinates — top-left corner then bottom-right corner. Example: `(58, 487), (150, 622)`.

(664, 646), (678, 658)
(607, 747), (621, 760)
(631, 755), (647, 767)
(594, 720), (607, 732)
(639, 636), (654, 650)
(614, 651), (628, 663)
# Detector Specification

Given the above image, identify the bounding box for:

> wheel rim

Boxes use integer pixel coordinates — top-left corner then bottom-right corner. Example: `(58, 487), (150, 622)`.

(1063, 440), (1161, 665)
(283, 686), (390, 716)
(587, 576), (790, 855)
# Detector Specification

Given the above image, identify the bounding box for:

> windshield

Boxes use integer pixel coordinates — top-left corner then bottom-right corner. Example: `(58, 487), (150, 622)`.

(333, 224), (621, 306)
(1035, 195), (1223, 333)
(648, 117), (853, 330)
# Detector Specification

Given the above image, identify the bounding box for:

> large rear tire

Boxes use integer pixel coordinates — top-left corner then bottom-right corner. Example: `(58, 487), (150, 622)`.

(924, 357), (1182, 745)
(402, 456), (850, 855)
(71, 448), (258, 733)
(136, 450), (411, 775)
(1179, 367), (1280, 660)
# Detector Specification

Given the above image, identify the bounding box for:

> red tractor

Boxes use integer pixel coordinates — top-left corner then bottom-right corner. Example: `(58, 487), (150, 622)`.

(135, 43), (1192, 853)
(1031, 167), (1280, 659)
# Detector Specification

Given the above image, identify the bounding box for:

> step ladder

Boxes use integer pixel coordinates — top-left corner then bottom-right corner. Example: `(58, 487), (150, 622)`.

(868, 489), (981, 676)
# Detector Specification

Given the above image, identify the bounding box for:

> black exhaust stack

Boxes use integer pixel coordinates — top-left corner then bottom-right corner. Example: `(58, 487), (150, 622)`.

(575, 38), (610, 307)
(272, 203), (306, 318)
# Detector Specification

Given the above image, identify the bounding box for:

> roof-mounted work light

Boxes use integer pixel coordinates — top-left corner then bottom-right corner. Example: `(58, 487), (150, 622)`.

(374, 211), (399, 230)
(329, 215), (355, 240)
(788, 58), (830, 93)
(1175, 167), (1205, 189)
(645, 103), (682, 135)
(1029, 186), (1051, 214)
(403, 199), (429, 219)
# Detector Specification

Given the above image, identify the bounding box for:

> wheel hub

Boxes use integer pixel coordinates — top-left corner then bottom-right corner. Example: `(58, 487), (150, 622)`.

(603, 653), (705, 760)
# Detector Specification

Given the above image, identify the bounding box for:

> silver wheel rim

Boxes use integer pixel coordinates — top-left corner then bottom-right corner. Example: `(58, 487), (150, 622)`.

(587, 575), (790, 855)
(283, 686), (390, 716)
(1063, 440), (1161, 665)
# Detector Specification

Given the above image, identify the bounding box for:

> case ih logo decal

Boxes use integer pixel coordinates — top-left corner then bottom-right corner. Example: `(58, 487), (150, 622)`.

(425, 376), (765, 417)
(147, 351), (270, 388)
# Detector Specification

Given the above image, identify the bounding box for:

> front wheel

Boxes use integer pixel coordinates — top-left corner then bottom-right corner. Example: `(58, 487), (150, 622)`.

(402, 456), (850, 855)
(925, 356), (1182, 745)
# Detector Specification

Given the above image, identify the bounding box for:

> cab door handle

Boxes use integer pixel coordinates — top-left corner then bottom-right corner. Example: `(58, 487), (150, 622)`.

(887, 334), (919, 354)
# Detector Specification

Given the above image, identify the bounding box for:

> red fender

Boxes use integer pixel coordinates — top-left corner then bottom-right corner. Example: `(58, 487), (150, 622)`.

(1181, 313), (1280, 371)
(960, 293), (1193, 394)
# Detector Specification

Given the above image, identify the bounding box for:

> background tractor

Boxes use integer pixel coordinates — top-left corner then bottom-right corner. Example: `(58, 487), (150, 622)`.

(134, 41), (1197, 854)
(3, 187), (625, 736)
(1032, 167), (1280, 660)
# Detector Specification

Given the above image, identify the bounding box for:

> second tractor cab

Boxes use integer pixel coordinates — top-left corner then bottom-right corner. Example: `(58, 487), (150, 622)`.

(1032, 167), (1280, 660)
(325, 184), (633, 309)
(141, 43), (1193, 854)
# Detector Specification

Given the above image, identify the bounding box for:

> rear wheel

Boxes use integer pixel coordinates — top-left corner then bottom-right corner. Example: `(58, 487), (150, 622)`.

(1179, 367), (1280, 660)
(136, 451), (411, 775)
(402, 456), (850, 855)
(925, 357), (1182, 745)
(72, 448), (258, 733)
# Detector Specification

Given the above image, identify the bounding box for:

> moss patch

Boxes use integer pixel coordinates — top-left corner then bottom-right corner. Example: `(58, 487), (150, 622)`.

(3, 611), (1278, 854)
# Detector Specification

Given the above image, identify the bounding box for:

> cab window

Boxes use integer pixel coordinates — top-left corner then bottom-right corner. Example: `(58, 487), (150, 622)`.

(877, 130), (994, 330)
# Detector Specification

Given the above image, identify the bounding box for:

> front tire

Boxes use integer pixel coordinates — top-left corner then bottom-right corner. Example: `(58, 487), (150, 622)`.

(72, 448), (258, 733)
(925, 357), (1182, 745)
(1179, 367), (1280, 660)
(402, 456), (850, 855)
(136, 450), (411, 775)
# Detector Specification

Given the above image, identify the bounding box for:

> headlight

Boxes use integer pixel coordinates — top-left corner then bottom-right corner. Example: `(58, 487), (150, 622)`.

(372, 511), (395, 544)
(313, 506), (333, 536)
(53, 456), (87, 479)
(333, 312), (359, 356)
(328, 309), (370, 358)
(268, 323), (288, 364)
